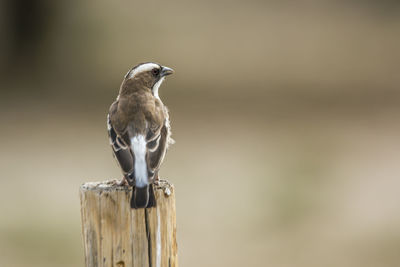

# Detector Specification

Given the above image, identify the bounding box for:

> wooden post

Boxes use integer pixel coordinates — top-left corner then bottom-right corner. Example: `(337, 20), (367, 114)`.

(80, 180), (178, 267)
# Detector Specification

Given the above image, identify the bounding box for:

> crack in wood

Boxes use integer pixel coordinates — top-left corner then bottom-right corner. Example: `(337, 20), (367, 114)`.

(145, 209), (152, 267)
(80, 181), (177, 267)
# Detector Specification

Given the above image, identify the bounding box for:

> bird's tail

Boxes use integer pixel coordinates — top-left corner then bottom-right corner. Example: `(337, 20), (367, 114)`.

(130, 184), (156, 209)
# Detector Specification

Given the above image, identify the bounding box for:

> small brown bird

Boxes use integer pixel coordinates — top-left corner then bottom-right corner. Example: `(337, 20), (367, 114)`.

(107, 62), (174, 208)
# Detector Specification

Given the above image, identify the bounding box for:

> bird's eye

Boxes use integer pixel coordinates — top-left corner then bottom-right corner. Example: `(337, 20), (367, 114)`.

(152, 68), (160, 76)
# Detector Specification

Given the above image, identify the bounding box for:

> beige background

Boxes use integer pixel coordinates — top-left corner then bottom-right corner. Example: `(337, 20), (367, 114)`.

(0, 1), (399, 266)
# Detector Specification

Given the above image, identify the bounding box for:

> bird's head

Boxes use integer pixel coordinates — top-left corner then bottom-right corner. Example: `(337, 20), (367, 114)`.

(122, 62), (174, 98)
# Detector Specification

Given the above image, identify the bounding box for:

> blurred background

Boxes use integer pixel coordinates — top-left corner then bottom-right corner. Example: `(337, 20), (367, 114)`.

(1, 0), (400, 266)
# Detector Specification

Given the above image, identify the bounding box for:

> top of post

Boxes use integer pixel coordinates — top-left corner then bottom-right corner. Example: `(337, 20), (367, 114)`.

(80, 179), (174, 196)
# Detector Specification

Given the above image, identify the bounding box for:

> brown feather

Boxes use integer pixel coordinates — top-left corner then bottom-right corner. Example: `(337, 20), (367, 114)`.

(108, 64), (172, 187)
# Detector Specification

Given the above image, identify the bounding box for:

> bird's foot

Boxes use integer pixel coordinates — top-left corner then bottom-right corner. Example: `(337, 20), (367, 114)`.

(153, 173), (160, 186)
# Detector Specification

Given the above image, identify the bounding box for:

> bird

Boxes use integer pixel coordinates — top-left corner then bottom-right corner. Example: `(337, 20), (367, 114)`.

(107, 62), (174, 209)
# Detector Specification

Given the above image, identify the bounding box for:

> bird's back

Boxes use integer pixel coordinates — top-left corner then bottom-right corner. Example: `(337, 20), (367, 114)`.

(107, 62), (174, 209)
(110, 92), (165, 137)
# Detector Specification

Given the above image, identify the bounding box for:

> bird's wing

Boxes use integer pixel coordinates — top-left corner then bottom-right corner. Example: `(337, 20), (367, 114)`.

(107, 106), (134, 176)
(146, 120), (169, 178)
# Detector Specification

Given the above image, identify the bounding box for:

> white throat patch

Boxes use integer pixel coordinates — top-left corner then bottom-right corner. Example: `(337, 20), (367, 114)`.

(152, 77), (165, 99)
(128, 63), (159, 79)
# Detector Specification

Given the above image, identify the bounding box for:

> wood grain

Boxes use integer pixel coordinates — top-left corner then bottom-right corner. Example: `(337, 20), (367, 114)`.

(80, 180), (178, 267)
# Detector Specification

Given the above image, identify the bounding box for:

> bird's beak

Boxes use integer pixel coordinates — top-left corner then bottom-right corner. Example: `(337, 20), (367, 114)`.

(160, 66), (174, 77)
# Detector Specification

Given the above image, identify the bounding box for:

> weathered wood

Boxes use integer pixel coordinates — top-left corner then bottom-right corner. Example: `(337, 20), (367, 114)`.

(80, 180), (178, 267)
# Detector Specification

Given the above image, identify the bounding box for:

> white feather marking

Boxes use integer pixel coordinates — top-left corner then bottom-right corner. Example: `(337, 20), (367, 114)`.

(112, 144), (121, 152)
(165, 118), (175, 146)
(147, 126), (162, 142)
(107, 114), (112, 130)
(152, 77), (165, 99)
(147, 134), (161, 152)
(131, 135), (148, 188)
(116, 136), (128, 149)
(128, 63), (159, 79)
